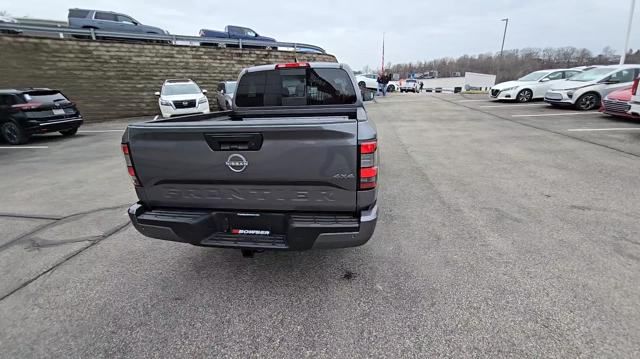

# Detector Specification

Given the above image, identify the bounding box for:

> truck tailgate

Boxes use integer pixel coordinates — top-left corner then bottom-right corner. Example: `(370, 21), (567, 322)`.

(128, 116), (358, 212)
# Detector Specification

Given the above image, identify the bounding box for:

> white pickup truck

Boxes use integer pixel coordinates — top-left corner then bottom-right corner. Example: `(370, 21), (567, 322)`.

(399, 79), (419, 93)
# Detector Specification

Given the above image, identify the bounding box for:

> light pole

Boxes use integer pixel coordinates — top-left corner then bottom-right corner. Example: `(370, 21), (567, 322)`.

(500, 18), (509, 57)
(620, 0), (636, 64)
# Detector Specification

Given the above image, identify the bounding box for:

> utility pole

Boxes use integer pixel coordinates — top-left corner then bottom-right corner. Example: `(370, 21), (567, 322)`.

(500, 18), (509, 57)
(496, 18), (509, 82)
(381, 32), (385, 73)
(620, 0), (636, 64)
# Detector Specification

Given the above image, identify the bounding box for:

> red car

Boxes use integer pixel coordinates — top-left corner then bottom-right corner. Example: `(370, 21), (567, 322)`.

(600, 86), (636, 119)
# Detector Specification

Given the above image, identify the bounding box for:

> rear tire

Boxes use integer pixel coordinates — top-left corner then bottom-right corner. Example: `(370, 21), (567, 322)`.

(60, 127), (79, 137)
(575, 93), (600, 111)
(1, 121), (29, 145)
(358, 81), (366, 89)
(517, 89), (533, 103)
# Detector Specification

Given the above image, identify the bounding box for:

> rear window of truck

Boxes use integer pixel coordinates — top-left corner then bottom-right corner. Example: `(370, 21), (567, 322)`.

(68, 9), (90, 18)
(235, 68), (357, 107)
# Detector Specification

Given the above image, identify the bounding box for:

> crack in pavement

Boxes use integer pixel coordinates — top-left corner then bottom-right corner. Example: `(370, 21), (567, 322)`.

(0, 213), (63, 221)
(27, 235), (104, 249)
(0, 204), (130, 252)
(0, 221), (131, 302)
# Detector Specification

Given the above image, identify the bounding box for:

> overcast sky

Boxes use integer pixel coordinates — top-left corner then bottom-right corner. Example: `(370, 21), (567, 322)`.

(4, 1), (639, 70)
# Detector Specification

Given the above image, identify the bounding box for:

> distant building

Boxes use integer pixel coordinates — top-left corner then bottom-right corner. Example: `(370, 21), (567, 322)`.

(419, 72), (496, 92)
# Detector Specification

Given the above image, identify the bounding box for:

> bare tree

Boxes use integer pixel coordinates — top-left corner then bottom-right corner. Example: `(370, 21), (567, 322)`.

(575, 48), (593, 65)
(601, 46), (617, 61)
(386, 45), (620, 82)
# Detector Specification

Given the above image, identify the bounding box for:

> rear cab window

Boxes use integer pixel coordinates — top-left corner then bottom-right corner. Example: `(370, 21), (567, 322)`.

(235, 67), (357, 107)
(68, 9), (90, 18)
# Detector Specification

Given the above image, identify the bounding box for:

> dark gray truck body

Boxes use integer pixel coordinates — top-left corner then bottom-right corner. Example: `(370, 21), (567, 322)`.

(123, 62), (378, 251)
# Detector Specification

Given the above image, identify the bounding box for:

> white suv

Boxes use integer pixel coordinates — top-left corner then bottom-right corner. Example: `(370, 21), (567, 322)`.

(155, 79), (210, 118)
(544, 65), (640, 110)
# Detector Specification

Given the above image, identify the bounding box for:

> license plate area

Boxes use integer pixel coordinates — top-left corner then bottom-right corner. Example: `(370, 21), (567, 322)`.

(223, 213), (287, 237)
(52, 109), (65, 115)
(203, 212), (288, 249)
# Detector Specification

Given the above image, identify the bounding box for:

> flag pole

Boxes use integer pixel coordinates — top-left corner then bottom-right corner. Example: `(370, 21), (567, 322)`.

(381, 32), (385, 73)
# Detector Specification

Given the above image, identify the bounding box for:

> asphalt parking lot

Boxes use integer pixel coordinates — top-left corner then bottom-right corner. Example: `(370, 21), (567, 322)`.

(1, 94), (639, 358)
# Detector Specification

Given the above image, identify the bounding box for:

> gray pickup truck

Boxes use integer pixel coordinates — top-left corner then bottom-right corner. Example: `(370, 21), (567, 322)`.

(122, 62), (379, 255)
(68, 9), (167, 35)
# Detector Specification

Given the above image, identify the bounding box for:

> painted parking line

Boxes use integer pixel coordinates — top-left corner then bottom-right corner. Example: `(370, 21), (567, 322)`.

(479, 104), (545, 108)
(567, 127), (640, 132)
(511, 112), (603, 118)
(78, 129), (124, 133)
(456, 99), (489, 103)
(0, 146), (48, 149)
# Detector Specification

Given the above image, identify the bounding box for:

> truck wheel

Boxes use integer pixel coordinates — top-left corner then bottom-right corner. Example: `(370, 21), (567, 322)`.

(358, 81), (366, 89)
(1, 121), (29, 145)
(60, 127), (79, 137)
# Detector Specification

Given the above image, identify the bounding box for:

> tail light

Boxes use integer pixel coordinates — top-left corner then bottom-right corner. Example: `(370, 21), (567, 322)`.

(121, 143), (141, 187)
(275, 62), (310, 69)
(359, 140), (378, 190)
(632, 77), (639, 96)
(12, 102), (42, 110)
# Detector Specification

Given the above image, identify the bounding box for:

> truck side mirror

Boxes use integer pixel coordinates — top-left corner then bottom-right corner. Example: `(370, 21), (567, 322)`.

(361, 89), (374, 102)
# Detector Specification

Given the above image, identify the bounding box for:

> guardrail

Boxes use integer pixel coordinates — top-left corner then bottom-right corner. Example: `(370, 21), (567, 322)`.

(0, 23), (326, 54)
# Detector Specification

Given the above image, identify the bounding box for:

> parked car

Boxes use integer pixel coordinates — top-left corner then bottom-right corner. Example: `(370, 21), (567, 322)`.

(387, 80), (401, 92)
(0, 88), (83, 145)
(355, 73), (378, 91)
(545, 65), (640, 110)
(216, 81), (237, 110)
(600, 86), (635, 118)
(0, 14), (22, 34)
(199, 26), (276, 48)
(68, 9), (168, 36)
(400, 79), (419, 93)
(123, 62), (378, 256)
(490, 68), (582, 102)
(628, 76), (640, 117)
(155, 79), (210, 118)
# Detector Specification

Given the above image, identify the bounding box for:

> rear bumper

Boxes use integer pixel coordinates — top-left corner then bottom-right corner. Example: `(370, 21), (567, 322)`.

(128, 203), (378, 250)
(24, 118), (83, 134)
